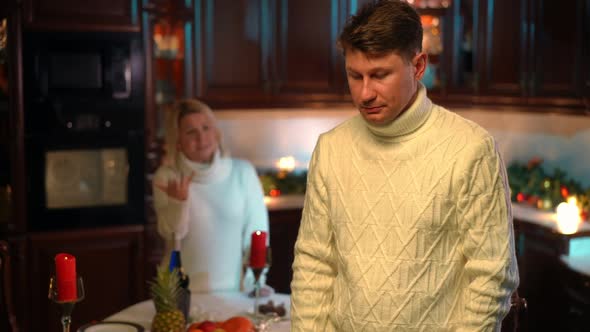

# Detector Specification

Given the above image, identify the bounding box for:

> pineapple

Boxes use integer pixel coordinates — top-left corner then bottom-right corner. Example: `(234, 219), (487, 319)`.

(149, 265), (186, 332)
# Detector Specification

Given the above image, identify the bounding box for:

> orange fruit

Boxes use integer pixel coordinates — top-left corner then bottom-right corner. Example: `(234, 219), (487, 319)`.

(219, 316), (253, 332)
(186, 321), (208, 332)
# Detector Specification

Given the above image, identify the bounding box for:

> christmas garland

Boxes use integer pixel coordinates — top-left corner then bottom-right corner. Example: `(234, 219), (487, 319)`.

(259, 170), (308, 197)
(257, 157), (590, 221)
(507, 157), (589, 220)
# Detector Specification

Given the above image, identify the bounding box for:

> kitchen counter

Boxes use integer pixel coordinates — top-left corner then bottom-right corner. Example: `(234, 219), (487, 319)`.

(264, 196), (590, 232)
(264, 195), (305, 211)
(512, 203), (590, 233)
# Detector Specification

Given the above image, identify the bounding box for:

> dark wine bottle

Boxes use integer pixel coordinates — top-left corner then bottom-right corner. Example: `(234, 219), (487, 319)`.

(169, 249), (190, 320)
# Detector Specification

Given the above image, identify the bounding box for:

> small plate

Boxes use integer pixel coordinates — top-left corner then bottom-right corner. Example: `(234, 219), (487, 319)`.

(77, 321), (145, 332)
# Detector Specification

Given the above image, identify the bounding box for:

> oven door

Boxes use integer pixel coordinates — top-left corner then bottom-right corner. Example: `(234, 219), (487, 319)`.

(25, 131), (144, 231)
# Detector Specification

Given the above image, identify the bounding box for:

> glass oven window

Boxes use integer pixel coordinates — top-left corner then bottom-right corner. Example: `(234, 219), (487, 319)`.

(45, 148), (128, 209)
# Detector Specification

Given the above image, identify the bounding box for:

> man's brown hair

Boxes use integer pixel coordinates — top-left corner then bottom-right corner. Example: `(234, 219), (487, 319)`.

(338, 0), (423, 62)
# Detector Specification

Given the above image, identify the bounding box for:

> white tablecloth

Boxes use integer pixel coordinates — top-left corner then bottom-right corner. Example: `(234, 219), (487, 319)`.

(105, 291), (291, 331)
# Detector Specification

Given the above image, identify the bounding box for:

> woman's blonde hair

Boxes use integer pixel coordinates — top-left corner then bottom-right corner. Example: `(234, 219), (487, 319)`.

(162, 99), (228, 166)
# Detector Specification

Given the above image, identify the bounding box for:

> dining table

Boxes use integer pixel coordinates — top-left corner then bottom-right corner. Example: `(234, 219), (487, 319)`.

(104, 291), (291, 332)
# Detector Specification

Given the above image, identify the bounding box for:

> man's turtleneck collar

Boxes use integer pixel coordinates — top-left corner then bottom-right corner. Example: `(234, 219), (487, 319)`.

(363, 83), (433, 142)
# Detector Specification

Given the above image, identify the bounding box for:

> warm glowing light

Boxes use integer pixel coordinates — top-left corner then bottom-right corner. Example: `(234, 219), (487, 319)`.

(276, 156), (296, 173)
(269, 189), (281, 197)
(556, 197), (582, 234)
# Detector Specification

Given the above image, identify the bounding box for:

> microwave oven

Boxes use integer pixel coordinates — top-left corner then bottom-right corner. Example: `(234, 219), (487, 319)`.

(25, 130), (145, 231)
(23, 31), (145, 135)
(22, 32), (146, 230)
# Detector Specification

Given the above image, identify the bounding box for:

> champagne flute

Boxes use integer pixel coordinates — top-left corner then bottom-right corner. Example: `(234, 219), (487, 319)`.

(48, 275), (85, 332)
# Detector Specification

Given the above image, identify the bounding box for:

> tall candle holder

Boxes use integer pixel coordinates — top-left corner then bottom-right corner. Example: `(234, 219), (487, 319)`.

(248, 247), (281, 332)
(251, 267), (265, 316)
(48, 275), (85, 332)
(252, 246), (272, 315)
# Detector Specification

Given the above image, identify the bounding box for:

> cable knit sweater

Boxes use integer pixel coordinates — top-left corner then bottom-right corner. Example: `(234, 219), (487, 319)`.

(291, 85), (519, 331)
(154, 152), (269, 293)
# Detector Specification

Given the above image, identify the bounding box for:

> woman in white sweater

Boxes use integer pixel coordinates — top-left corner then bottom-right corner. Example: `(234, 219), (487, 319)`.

(153, 99), (269, 293)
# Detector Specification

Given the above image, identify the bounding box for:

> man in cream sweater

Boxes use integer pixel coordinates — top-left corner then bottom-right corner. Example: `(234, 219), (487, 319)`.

(290, 1), (519, 331)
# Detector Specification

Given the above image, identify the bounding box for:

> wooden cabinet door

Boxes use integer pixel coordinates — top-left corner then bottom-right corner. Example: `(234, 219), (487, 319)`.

(28, 226), (145, 332)
(24, 0), (140, 31)
(478, 0), (528, 104)
(196, 0), (346, 108)
(266, 208), (302, 294)
(445, 0), (477, 98)
(528, 0), (587, 109)
(195, 0), (272, 107)
(273, 0), (346, 104)
(0, 2), (25, 235)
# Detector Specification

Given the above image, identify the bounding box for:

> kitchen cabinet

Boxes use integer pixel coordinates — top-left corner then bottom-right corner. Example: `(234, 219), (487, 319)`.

(0, 0), (25, 236)
(192, 0), (459, 108)
(447, 0), (588, 110)
(0, 3), (25, 331)
(514, 215), (590, 332)
(142, 0), (194, 144)
(525, 0), (588, 108)
(195, 0), (453, 108)
(3, 226), (145, 332)
(143, 0), (587, 111)
(23, 0), (141, 32)
(266, 208), (302, 294)
(25, 226), (145, 332)
(2, 2), (150, 332)
(559, 257), (590, 331)
(195, 0), (347, 108)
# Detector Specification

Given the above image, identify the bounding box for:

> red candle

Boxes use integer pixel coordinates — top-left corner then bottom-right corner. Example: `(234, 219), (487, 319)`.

(55, 253), (77, 302)
(249, 231), (267, 269)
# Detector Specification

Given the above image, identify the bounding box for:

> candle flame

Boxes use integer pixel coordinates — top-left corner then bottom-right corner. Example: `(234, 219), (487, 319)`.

(556, 197), (581, 234)
(567, 196), (577, 205)
(276, 156), (296, 172)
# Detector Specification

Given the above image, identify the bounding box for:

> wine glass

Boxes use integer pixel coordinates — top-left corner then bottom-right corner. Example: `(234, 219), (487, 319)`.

(48, 275), (85, 332)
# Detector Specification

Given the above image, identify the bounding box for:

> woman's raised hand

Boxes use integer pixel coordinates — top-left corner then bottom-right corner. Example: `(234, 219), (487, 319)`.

(154, 171), (195, 201)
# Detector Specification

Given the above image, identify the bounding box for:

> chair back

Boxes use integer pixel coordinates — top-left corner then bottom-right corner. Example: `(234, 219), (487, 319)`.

(0, 240), (18, 332)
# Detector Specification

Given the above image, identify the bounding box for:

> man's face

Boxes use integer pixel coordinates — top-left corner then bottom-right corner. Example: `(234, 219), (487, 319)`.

(345, 49), (426, 126)
(177, 113), (219, 163)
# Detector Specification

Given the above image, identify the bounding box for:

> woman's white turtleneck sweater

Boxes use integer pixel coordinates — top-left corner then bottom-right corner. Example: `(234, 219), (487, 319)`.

(153, 151), (269, 293)
(291, 84), (519, 331)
